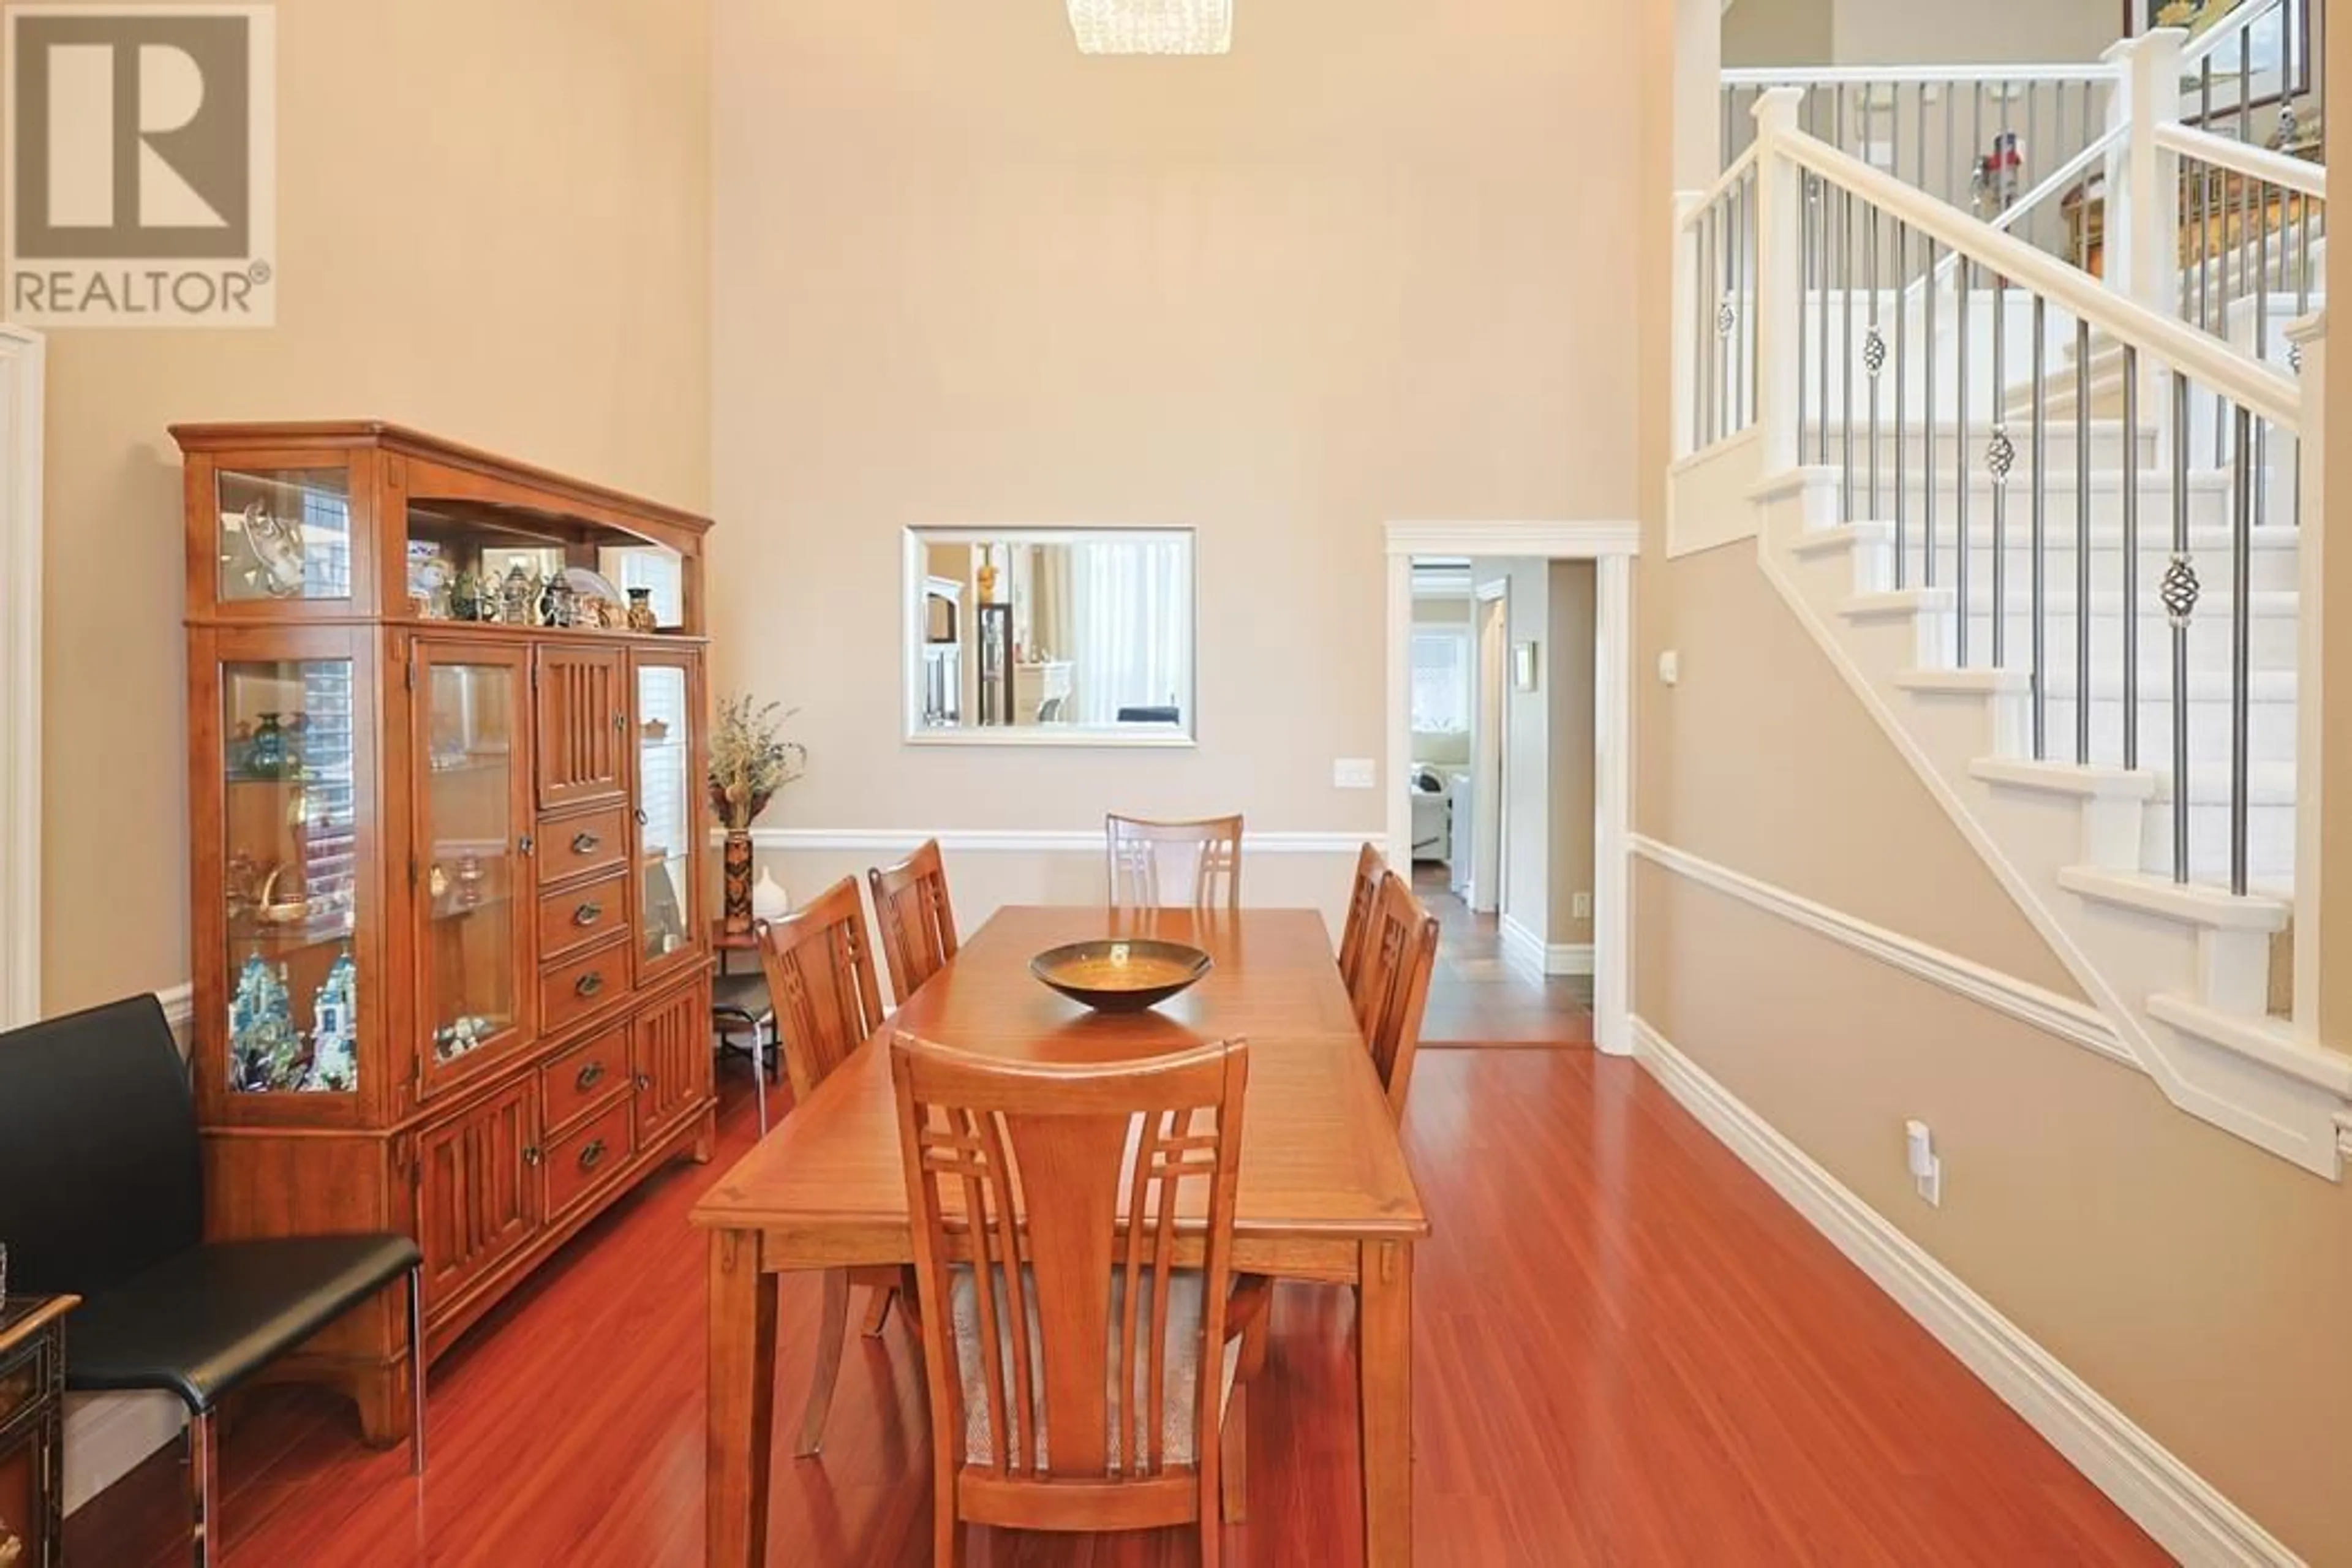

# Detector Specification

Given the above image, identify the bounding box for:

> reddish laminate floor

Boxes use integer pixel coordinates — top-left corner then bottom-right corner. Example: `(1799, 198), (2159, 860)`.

(1412, 864), (1595, 1046)
(70, 1049), (2161, 1566)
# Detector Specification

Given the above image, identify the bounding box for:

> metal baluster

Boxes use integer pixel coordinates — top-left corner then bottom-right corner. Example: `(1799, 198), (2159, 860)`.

(2077, 318), (2093, 764)
(2195, 152), (2211, 335)
(1722, 85), (1735, 172)
(1991, 273), (2008, 668)
(1924, 237), (1940, 588)
(1842, 184), (1856, 519)
(1800, 168), (1814, 462)
(2030, 295), (2048, 760)
(1713, 206), (1727, 445)
(1818, 175), (1831, 465)
(1868, 206), (1882, 521)
(1945, 78), (1957, 211)
(1956, 255), (1972, 664)
(2170, 372), (2195, 883)
(2122, 346), (2141, 772)
(2230, 403), (2253, 895)
(2253, 181), (2272, 533)
(1917, 81), (1929, 202)
(1894, 218), (1910, 588)
(2026, 83), (2040, 251)
(1692, 215), (1706, 450)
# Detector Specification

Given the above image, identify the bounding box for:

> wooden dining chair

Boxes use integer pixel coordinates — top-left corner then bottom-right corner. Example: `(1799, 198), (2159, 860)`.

(868, 839), (960, 1006)
(1106, 813), (1244, 911)
(890, 1033), (1253, 1566)
(1335, 842), (1385, 990)
(756, 875), (913, 1455)
(1346, 871), (1442, 1125)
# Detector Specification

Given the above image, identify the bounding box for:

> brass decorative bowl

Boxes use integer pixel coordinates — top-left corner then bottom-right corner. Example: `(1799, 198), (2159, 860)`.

(1030, 939), (1213, 1014)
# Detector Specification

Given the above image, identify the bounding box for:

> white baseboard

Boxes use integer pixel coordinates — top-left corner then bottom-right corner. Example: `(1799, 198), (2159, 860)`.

(1499, 915), (1591, 977)
(1629, 1015), (2299, 1568)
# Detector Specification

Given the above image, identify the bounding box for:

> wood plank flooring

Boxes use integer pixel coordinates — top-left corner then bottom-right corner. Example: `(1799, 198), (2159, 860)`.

(1412, 865), (1596, 1046)
(70, 1043), (2161, 1566)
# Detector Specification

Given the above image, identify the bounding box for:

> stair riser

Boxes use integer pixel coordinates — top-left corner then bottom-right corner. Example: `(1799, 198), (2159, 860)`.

(2034, 698), (2297, 762)
(1894, 542), (2302, 595)
(1803, 425), (2157, 473)
(2141, 804), (2297, 884)
(1948, 613), (2299, 671)
(1873, 480), (2248, 532)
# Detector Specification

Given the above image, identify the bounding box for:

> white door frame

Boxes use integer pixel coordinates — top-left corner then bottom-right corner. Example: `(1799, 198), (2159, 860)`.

(1385, 521), (1639, 1055)
(1468, 577), (1509, 913)
(0, 323), (43, 1028)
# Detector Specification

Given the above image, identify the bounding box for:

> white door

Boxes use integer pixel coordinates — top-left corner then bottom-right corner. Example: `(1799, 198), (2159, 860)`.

(1469, 591), (1507, 914)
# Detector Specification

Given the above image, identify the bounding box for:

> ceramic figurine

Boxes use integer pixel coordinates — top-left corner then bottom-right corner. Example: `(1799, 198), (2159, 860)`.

(626, 587), (658, 633)
(307, 946), (358, 1092)
(229, 951), (304, 1091)
(428, 862), (450, 900)
(501, 563), (538, 625)
(456, 853), (483, 908)
(238, 498), (307, 598)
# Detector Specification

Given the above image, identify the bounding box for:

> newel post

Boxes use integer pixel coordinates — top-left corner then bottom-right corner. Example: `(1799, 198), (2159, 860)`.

(2102, 29), (2185, 323)
(2285, 311), (2332, 1041)
(1672, 189), (1702, 461)
(1752, 87), (1806, 476)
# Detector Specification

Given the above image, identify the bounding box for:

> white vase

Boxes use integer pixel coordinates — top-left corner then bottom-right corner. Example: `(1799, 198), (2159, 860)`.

(750, 868), (791, 924)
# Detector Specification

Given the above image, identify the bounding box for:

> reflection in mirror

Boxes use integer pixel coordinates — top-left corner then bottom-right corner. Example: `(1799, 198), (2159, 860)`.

(906, 528), (1195, 744)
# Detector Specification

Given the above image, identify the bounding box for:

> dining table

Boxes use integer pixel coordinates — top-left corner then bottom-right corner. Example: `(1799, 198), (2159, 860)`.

(692, 903), (1430, 1566)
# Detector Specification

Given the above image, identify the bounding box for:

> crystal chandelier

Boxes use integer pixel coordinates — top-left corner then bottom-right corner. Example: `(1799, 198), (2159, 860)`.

(1066, 0), (1233, 55)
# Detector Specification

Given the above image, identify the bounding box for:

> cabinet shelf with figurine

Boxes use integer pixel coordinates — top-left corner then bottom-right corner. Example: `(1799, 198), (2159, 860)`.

(175, 421), (716, 1446)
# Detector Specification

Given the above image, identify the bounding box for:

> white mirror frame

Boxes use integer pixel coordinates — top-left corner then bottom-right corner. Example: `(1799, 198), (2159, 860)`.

(901, 525), (1199, 748)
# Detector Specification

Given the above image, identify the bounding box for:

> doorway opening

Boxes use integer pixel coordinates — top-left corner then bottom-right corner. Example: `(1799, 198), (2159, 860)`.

(1387, 524), (1637, 1054)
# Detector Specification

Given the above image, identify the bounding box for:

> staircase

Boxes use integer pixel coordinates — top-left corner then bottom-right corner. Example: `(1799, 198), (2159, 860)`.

(1675, 50), (2348, 1178)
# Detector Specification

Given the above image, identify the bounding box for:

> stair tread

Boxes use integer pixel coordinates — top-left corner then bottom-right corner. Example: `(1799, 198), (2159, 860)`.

(2055, 865), (2293, 929)
(2144, 993), (2352, 1096)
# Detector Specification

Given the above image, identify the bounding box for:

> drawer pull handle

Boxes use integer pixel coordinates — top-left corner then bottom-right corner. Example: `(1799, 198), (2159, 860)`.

(575, 1060), (607, 1092)
(573, 900), (603, 927)
(571, 831), (601, 854)
(575, 971), (606, 998)
(522, 1145), (543, 1167)
(579, 1138), (609, 1172)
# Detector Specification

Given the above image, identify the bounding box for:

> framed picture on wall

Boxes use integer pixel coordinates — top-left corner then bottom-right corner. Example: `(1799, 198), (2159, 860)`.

(2127, 0), (2312, 116)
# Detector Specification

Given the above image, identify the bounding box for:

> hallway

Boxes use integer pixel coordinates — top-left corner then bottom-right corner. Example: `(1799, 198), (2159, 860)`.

(1414, 864), (1596, 1047)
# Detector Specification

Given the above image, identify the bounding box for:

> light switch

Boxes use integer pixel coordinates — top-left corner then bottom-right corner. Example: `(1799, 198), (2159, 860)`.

(1333, 758), (1376, 790)
(1657, 650), (1680, 686)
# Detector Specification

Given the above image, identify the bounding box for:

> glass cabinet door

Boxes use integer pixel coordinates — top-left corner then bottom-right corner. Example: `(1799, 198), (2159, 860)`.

(633, 652), (701, 986)
(216, 466), (355, 605)
(222, 657), (362, 1095)
(415, 644), (534, 1088)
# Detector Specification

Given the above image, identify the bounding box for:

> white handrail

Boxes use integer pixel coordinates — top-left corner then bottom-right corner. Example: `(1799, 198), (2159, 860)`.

(1772, 123), (2301, 431)
(1722, 62), (2117, 88)
(2153, 119), (2326, 202)
(1680, 141), (1761, 234)
(2180, 0), (2285, 67)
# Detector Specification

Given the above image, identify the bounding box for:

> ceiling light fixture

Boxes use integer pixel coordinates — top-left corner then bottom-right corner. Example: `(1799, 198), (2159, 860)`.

(1066, 0), (1233, 55)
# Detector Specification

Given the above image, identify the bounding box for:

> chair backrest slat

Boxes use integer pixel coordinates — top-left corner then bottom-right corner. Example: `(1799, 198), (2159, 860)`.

(868, 839), (960, 1005)
(892, 1034), (1247, 1491)
(1335, 842), (1385, 989)
(758, 876), (884, 1103)
(1345, 872), (1441, 1123)
(1106, 813), (1243, 912)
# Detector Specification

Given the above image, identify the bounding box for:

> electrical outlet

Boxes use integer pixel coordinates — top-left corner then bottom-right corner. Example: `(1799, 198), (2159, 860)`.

(1572, 891), (1592, 920)
(1904, 1119), (1942, 1208)
(1333, 758), (1376, 790)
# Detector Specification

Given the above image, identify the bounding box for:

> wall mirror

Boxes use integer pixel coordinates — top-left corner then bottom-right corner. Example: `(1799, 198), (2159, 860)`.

(903, 527), (1196, 746)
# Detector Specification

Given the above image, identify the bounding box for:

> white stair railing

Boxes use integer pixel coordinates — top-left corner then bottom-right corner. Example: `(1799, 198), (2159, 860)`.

(1683, 86), (2303, 898)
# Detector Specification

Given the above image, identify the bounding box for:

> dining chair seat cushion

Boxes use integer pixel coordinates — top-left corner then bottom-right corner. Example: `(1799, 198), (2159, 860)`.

(948, 1263), (1238, 1469)
(65, 1232), (423, 1412)
(709, 972), (772, 1025)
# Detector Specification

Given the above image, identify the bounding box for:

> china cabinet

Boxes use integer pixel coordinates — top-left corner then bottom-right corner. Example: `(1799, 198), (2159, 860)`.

(175, 423), (715, 1442)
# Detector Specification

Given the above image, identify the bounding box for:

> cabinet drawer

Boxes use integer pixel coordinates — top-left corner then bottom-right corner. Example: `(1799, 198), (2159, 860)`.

(536, 869), (630, 963)
(540, 940), (630, 1036)
(537, 804), (630, 887)
(541, 1025), (630, 1133)
(543, 1095), (635, 1221)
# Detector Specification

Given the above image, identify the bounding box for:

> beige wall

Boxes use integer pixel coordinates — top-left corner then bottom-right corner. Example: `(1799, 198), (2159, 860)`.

(1547, 560), (1597, 950)
(709, 0), (1642, 850)
(1638, 0), (2352, 1557)
(2324, 0), (2352, 1050)
(1723, 0), (2117, 67)
(36, 0), (712, 1013)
